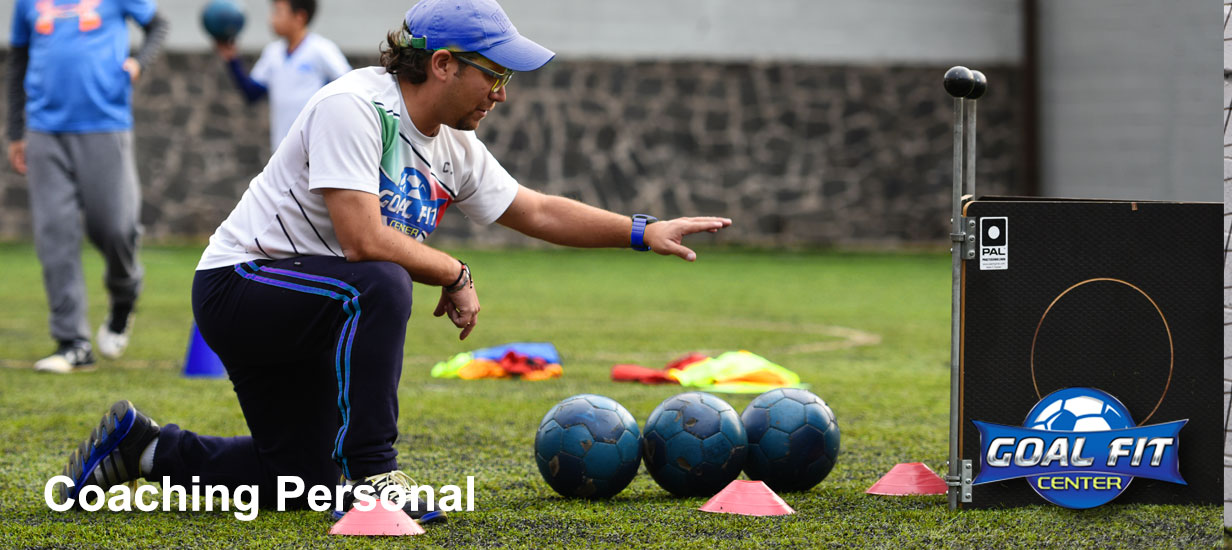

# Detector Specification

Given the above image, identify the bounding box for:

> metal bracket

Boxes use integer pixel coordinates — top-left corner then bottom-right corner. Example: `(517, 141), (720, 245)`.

(959, 217), (977, 260)
(945, 460), (974, 505)
(961, 460), (973, 502)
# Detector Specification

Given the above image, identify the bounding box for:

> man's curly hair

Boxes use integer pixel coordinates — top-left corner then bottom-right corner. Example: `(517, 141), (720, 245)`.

(379, 26), (433, 84)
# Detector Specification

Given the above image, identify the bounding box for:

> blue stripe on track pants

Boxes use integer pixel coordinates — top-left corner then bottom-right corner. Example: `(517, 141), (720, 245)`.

(150, 256), (412, 508)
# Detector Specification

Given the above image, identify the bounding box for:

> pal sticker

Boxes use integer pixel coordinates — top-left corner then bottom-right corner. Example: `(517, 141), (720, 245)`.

(979, 217), (1007, 270)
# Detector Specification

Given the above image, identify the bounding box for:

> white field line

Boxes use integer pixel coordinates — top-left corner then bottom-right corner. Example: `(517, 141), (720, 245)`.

(404, 319), (882, 364)
(1, 320), (881, 369)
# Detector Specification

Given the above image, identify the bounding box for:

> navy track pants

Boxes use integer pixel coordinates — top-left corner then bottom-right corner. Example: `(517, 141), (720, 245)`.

(151, 256), (413, 507)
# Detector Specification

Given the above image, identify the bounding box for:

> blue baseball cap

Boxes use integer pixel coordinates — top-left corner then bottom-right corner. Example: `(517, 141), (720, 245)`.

(404, 0), (555, 72)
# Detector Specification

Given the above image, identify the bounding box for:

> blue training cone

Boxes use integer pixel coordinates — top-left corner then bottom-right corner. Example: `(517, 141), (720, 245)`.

(183, 324), (227, 378)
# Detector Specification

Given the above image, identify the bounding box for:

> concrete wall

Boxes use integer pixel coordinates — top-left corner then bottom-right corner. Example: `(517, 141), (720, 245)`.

(1038, 0), (1220, 202)
(2, 0), (1023, 63)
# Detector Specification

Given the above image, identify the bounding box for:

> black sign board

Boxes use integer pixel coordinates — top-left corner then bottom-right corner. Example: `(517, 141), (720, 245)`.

(958, 197), (1221, 508)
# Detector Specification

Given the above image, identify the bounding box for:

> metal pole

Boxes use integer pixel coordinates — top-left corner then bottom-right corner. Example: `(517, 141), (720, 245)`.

(964, 101), (977, 198)
(963, 70), (985, 198)
(942, 66), (984, 509)
(948, 95), (965, 510)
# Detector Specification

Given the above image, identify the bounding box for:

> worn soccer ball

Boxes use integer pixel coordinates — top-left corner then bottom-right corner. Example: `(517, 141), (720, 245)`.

(741, 388), (840, 492)
(201, 0), (246, 42)
(642, 392), (747, 497)
(1027, 388), (1133, 432)
(534, 394), (641, 499)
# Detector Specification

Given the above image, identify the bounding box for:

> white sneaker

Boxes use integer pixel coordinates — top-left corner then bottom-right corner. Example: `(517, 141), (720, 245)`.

(34, 341), (97, 373)
(336, 470), (448, 524)
(97, 314), (133, 359)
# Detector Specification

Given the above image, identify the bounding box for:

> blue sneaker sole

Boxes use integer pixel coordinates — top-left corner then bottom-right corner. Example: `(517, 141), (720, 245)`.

(67, 401), (137, 502)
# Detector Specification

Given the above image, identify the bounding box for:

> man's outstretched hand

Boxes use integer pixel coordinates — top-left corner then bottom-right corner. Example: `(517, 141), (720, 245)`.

(644, 217), (732, 261)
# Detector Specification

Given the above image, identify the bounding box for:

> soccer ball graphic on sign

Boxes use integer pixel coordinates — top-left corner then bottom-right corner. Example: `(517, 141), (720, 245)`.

(642, 392), (748, 497)
(1022, 387), (1136, 509)
(1027, 390), (1133, 432)
(741, 388), (841, 492)
(534, 394), (642, 499)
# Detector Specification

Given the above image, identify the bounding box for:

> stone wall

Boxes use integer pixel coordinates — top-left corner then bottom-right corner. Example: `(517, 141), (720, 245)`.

(0, 51), (1023, 246)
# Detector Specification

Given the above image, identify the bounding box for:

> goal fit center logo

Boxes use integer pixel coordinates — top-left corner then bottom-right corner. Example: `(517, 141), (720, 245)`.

(379, 167), (450, 241)
(973, 387), (1186, 509)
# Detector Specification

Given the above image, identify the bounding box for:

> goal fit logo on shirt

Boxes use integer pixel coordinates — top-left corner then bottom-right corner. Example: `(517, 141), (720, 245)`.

(34, 0), (102, 34)
(379, 167), (451, 241)
(973, 387), (1186, 509)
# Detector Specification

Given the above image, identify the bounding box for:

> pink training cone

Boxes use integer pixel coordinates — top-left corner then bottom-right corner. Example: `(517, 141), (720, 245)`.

(865, 462), (948, 496)
(699, 480), (795, 516)
(328, 500), (426, 536)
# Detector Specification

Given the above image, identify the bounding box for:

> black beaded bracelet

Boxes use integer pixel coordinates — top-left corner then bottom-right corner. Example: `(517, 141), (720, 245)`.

(446, 262), (471, 293)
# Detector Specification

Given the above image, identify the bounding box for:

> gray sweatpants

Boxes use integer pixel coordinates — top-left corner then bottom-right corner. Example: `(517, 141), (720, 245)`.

(25, 130), (143, 343)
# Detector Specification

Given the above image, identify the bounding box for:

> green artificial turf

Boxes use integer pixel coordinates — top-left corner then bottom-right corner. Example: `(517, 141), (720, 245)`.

(0, 242), (1220, 548)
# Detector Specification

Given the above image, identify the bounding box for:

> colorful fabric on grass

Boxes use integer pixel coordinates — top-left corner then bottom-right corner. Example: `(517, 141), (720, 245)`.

(432, 342), (562, 381)
(611, 350), (804, 393)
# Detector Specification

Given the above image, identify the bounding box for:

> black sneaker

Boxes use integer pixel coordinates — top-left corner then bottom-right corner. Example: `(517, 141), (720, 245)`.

(333, 470), (448, 524)
(58, 400), (160, 507)
(34, 340), (96, 373)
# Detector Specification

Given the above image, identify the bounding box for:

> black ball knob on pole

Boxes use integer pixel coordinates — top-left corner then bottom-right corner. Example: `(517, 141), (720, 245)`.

(967, 70), (987, 100)
(943, 66), (974, 98)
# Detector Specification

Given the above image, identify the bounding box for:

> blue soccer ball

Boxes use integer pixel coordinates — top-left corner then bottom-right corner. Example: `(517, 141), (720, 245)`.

(201, 0), (246, 42)
(642, 392), (747, 497)
(534, 394), (641, 499)
(741, 388), (840, 492)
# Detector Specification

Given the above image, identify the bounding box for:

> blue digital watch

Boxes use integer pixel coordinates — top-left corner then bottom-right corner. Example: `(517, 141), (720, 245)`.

(630, 214), (657, 251)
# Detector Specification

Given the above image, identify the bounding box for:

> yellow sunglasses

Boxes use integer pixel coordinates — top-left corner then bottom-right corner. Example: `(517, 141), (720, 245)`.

(453, 53), (514, 93)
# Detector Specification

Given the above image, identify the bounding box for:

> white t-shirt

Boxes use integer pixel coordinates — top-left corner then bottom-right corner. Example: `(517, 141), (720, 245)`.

(250, 33), (352, 151)
(197, 67), (519, 270)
